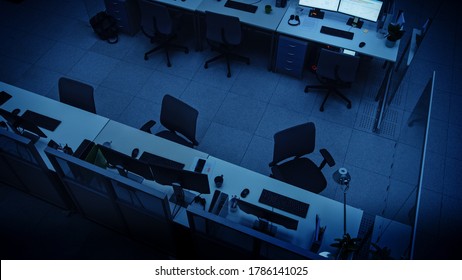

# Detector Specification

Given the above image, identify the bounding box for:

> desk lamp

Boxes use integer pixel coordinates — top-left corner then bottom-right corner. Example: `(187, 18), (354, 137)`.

(333, 167), (351, 236)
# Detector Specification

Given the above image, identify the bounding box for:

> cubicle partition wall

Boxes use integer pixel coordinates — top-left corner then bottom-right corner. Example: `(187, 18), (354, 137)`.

(187, 206), (324, 260)
(0, 129), (72, 209)
(45, 147), (178, 256)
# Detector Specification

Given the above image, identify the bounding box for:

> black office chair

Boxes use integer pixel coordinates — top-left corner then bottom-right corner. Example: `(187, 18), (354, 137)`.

(140, 94), (199, 148)
(304, 48), (360, 112)
(204, 11), (250, 78)
(58, 77), (96, 114)
(138, 0), (189, 67)
(269, 122), (335, 194)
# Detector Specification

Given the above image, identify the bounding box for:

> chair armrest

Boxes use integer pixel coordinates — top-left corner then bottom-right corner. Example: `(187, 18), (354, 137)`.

(270, 165), (285, 181)
(319, 148), (335, 169)
(140, 120), (156, 134)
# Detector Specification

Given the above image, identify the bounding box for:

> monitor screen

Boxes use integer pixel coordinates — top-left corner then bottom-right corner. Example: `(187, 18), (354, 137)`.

(338, 0), (383, 22)
(299, 0), (340, 12)
(97, 144), (155, 181)
(0, 108), (47, 138)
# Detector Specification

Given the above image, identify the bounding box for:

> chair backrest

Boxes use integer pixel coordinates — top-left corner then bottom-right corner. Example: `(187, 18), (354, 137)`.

(205, 11), (241, 45)
(58, 77), (96, 114)
(160, 94), (199, 146)
(270, 122), (316, 166)
(316, 48), (360, 83)
(139, 0), (173, 35)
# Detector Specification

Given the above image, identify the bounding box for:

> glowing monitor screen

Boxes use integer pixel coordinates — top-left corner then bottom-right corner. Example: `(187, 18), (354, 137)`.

(338, 0), (383, 22)
(298, 0), (340, 12)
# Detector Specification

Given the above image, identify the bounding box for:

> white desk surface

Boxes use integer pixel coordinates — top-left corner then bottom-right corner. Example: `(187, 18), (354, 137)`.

(277, 6), (400, 62)
(93, 120), (208, 167)
(197, 0), (290, 31)
(152, 0), (203, 11)
(0, 82), (110, 169)
(202, 156), (364, 254)
(371, 215), (412, 259)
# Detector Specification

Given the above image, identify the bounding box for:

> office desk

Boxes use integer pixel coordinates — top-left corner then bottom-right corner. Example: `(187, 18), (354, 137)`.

(92, 120), (209, 226)
(277, 6), (400, 131)
(277, 7), (399, 62)
(197, 0), (290, 69)
(0, 82), (110, 170)
(203, 155), (364, 255)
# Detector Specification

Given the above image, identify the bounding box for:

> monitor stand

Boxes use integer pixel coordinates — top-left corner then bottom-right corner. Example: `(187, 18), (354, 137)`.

(346, 17), (363, 29)
(15, 129), (40, 144)
(309, 8), (324, 19)
(253, 219), (277, 236)
(116, 167), (144, 184)
(169, 184), (195, 208)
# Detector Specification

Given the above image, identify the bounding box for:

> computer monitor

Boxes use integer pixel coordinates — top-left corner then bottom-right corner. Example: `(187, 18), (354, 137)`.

(298, 0), (340, 19)
(0, 108), (47, 143)
(150, 164), (210, 207)
(338, 0), (383, 28)
(237, 199), (299, 236)
(97, 144), (155, 181)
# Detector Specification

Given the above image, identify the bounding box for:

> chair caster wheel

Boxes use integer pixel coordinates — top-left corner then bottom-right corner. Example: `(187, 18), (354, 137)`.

(227, 73), (231, 78)
(185, 49), (189, 54)
(320, 107), (324, 112)
(167, 63), (172, 67)
(304, 88), (309, 93)
(204, 64), (208, 69)
(347, 104), (352, 109)
(144, 55), (148, 61)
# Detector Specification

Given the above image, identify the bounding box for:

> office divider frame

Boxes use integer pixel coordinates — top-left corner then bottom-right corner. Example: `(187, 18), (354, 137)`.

(45, 147), (178, 256)
(0, 129), (72, 209)
(187, 206), (326, 260)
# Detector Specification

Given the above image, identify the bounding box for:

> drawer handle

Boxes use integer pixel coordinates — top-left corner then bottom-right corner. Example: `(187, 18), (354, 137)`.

(288, 44), (297, 48)
(287, 52), (295, 56)
(284, 67), (293, 71)
(286, 60), (294, 63)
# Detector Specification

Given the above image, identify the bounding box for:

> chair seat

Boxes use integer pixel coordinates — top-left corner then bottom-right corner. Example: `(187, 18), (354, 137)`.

(271, 157), (327, 194)
(156, 130), (194, 148)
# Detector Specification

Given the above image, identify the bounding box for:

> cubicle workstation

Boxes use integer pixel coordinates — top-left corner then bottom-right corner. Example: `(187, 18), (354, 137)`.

(196, 0), (291, 69)
(0, 82), (110, 209)
(188, 155), (364, 259)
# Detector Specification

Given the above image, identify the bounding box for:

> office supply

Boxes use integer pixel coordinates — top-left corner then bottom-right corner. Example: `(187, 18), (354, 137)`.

(209, 191), (229, 216)
(338, 0), (383, 28)
(21, 110), (61, 131)
(131, 147), (139, 158)
(298, 0), (340, 19)
(240, 188), (249, 198)
(139, 150), (185, 170)
(224, 0), (258, 13)
(139, 0), (189, 67)
(204, 11), (250, 78)
(214, 174), (223, 188)
(194, 158), (206, 173)
(269, 122), (335, 194)
(320, 25), (354, 39)
(237, 199), (299, 234)
(359, 42), (366, 48)
(208, 189), (222, 213)
(258, 189), (309, 218)
(305, 48), (360, 111)
(58, 77), (96, 114)
(154, 94), (199, 147)
(0, 91), (12, 105)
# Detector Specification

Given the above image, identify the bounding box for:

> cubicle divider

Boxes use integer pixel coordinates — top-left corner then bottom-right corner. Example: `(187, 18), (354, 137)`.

(45, 147), (178, 256)
(187, 206), (325, 260)
(0, 129), (72, 209)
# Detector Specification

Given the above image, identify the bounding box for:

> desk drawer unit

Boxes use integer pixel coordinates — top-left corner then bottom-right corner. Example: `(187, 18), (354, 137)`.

(275, 35), (308, 78)
(104, 0), (140, 36)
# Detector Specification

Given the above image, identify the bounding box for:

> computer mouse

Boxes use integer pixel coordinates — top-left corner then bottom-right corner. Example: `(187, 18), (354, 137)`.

(359, 42), (366, 48)
(131, 148), (139, 158)
(240, 188), (250, 198)
(12, 108), (20, 115)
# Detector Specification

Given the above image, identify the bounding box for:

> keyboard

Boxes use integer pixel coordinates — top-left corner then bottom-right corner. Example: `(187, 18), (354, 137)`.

(224, 0), (258, 13)
(320, 26), (354, 40)
(21, 110), (61, 131)
(258, 189), (309, 218)
(139, 151), (185, 170)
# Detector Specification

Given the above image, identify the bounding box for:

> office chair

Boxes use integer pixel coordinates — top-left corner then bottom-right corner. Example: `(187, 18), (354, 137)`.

(58, 77), (96, 114)
(269, 122), (335, 194)
(140, 94), (199, 148)
(138, 0), (189, 67)
(204, 11), (250, 78)
(304, 48), (360, 112)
